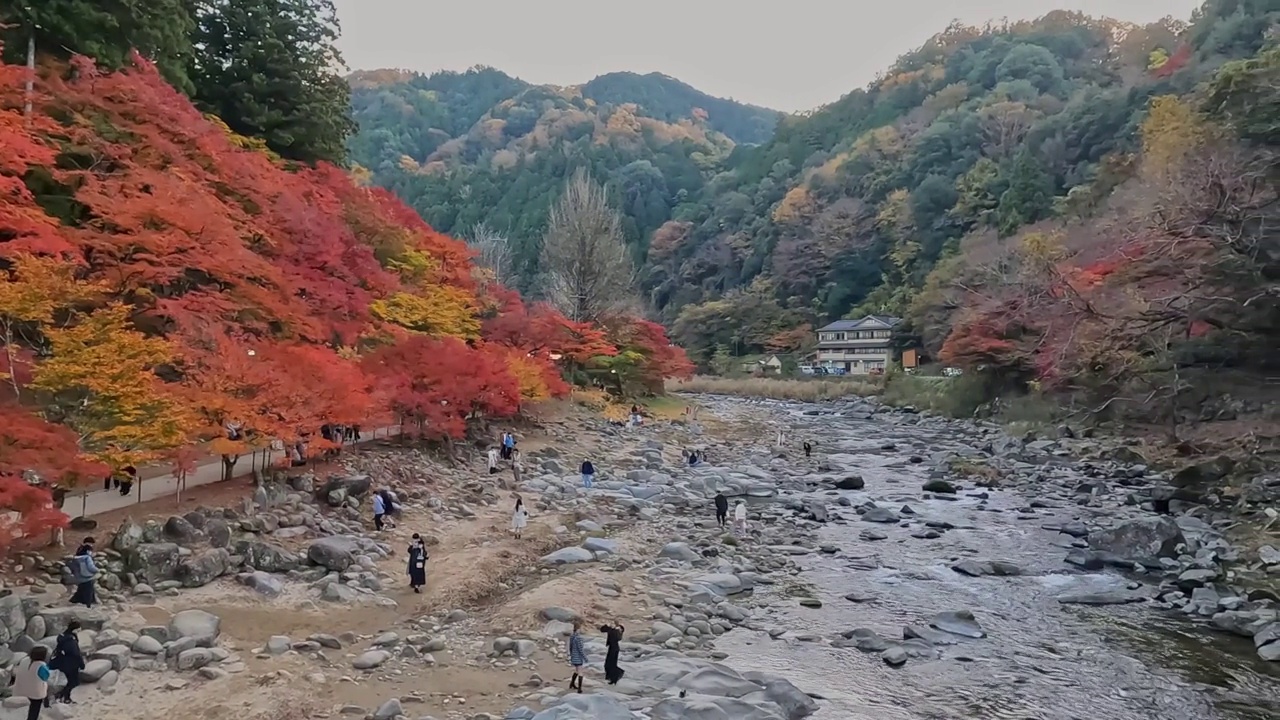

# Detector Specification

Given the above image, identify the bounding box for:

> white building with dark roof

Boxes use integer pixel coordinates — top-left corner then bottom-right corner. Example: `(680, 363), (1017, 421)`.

(813, 315), (900, 374)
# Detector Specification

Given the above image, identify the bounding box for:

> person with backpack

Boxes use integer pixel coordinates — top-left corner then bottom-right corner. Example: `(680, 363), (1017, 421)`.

(49, 620), (85, 704)
(13, 645), (52, 719)
(68, 538), (97, 607)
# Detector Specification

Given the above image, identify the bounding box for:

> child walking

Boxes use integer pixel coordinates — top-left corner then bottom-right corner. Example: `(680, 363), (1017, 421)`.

(567, 619), (587, 693)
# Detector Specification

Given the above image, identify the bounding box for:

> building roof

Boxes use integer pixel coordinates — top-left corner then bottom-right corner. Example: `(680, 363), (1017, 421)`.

(816, 315), (901, 332)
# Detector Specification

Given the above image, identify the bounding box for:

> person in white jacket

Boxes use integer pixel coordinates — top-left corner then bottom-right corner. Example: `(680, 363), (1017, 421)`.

(733, 501), (748, 534)
(13, 645), (52, 719)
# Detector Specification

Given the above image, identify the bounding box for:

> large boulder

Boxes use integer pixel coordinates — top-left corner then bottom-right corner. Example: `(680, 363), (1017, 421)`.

(529, 694), (638, 720)
(162, 515), (201, 544)
(540, 547), (596, 566)
(675, 664), (763, 698)
(317, 474), (372, 505)
(126, 543), (181, 584)
(658, 542), (701, 563)
(239, 541), (300, 573)
(175, 548), (231, 588)
(168, 609), (220, 647)
(111, 518), (146, 553)
(1088, 517), (1185, 562)
(307, 536), (363, 572)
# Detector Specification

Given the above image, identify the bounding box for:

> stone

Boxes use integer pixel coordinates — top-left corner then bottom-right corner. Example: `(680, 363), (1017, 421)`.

(239, 541), (300, 573)
(861, 507), (899, 524)
(90, 644), (131, 672)
(839, 628), (888, 652)
(950, 560), (1021, 577)
(307, 536), (362, 572)
(175, 548), (231, 588)
(168, 609), (221, 647)
(353, 650), (391, 670)
(930, 610), (985, 639)
(1056, 592), (1145, 606)
(132, 636), (163, 655)
(582, 537), (618, 555)
(659, 542), (701, 563)
(176, 648), (214, 671)
(540, 547), (596, 566)
(162, 516), (200, 544)
(675, 664), (763, 698)
(127, 542), (181, 584)
(834, 476), (865, 490)
(1088, 517), (1185, 562)
(882, 646), (908, 666)
(238, 570), (285, 597)
(922, 479), (956, 494)
(80, 659), (113, 683)
(373, 699), (403, 720)
(265, 636), (291, 655)
(529, 694), (636, 720)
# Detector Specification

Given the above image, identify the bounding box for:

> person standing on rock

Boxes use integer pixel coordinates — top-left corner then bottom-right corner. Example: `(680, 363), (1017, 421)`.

(407, 534), (427, 593)
(510, 448), (523, 487)
(14, 645), (52, 719)
(68, 537), (98, 607)
(714, 493), (729, 528)
(580, 459), (595, 489)
(503, 430), (516, 460)
(372, 490), (388, 531)
(601, 621), (625, 684)
(733, 501), (748, 535)
(567, 619), (587, 693)
(803, 441), (812, 458)
(49, 620), (84, 704)
(487, 446), (500, 475)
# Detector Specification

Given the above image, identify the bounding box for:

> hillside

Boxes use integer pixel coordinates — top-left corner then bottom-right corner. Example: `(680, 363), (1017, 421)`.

(346, 67), (782, 278)
(0, 48), (690, 544)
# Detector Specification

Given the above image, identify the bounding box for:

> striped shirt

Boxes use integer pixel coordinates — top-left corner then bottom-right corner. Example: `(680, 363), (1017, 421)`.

(568, 632), (586, 666)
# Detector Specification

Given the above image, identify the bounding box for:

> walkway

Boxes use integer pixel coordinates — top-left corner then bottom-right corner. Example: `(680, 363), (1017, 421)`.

(67, 425), (402, 517)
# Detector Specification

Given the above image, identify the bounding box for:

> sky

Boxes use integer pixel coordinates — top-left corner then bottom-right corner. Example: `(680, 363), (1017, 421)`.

(333, 0), (1204, 112)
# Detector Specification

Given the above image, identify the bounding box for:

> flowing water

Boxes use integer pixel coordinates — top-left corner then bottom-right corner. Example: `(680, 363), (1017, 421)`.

(704, 399), (1279, 720)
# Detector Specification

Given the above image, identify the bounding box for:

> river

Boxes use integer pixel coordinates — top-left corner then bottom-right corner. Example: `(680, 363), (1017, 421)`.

(698, 397), (1279, 720)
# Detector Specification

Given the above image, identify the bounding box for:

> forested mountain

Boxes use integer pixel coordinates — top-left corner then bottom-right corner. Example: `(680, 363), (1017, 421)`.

(346, 67), (782, 276)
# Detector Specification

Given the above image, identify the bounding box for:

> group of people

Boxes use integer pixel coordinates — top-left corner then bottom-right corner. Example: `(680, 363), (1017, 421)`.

(567, 618), (625, 693)
(713, 492), (748, 533)
(487, 432), (525, 488)
(12, 619), (86, 716)
(372, 487), (402, 531)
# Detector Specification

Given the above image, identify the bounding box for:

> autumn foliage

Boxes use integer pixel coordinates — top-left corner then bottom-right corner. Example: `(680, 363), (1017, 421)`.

(0, 50), (693, 549)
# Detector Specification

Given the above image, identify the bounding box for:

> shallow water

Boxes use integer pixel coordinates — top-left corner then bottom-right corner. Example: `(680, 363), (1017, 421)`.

(705, 399), (1278, 720)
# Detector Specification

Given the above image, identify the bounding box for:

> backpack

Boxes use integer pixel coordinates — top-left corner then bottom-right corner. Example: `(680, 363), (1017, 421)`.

(66, 555), (93, 582)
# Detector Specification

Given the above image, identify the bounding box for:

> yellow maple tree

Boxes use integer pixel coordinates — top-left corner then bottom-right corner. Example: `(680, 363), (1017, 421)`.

(29, 303), (193, 468)
(506, 353), (552, 403)
(369, 287), (481, 338)
(0, 253), (107, 399)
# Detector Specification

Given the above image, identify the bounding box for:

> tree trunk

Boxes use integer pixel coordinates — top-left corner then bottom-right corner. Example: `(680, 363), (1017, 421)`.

(24, 34), (34, 119)
(222, 454), (238, 482)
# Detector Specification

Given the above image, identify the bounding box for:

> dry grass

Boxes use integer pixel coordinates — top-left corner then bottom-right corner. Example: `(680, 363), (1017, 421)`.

(667, 375), (882, 402)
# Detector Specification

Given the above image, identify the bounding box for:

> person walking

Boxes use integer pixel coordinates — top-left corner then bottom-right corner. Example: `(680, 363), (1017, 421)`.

(567, 619), (587, 693)
(68, 538), (97, 607)
(487, 446), (500, 475)
(803, 441), (812, 458)
(503, 431), (516, 460)
(714, 493), (729, 528)
(601, 621), (625, 684)
(372, 491), (387, 531)
(511, 448), (523, 487)
(407, 535), (427, 593)
(580, 460), (595, 489)
(733, 501), (748, 535)
(13, 645), (51, 719)
(511, 495), (529, 539)
(49, 620), (85, 704)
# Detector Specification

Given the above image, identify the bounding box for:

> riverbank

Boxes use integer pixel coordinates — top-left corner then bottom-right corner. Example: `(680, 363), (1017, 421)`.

(1, 394), (1275, 719)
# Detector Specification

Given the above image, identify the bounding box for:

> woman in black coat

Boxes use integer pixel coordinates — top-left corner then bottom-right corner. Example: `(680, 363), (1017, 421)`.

(50, 620), (85, 703)
(600, 621), (625, 684)
(407, 535), (427, 593)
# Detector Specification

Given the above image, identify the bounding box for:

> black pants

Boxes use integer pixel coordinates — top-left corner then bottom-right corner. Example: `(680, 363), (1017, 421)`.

(716, 510), (727, 527)
(374, 513), (385, 531)
(71, 580), (96, 607)
(118, 480), (132, 496)
(58, 668), (80, 701)
(27, 698), (42, 720)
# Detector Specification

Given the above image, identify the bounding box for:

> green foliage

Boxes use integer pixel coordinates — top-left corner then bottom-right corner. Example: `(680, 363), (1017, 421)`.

(189, 0), (354, 165)
(1, 0), (195, 91)
(580, 72), (781, 145)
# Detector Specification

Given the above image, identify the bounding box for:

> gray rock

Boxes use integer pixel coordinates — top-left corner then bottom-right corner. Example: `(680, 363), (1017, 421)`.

(882, 646), (908, 666)
(861, 507), (899, 524)
(176, 548), (231, 588)
(238, 570), (285, 597)
(834, 476), (864, 490)
(132, 636), (163, 655)
(540, 547), (596, 566)
(675, 664), (763, 698)
(1088, 516), (1185, 562)
(90, 644), (131, 672)
(529, 694), (637, 720)
(922, 479), (956, 493)
(168, 609), (221, 647)
(240, 541), (299, 573)
(353, 650), (391, 670)
(80, 659), (113, 683)
(659, 542), (701, 563)
(373, 699), (403, 720)
(1056, 592), (1145, 606)
(127, 542), (181, 584)
(307, 536), (362, 572)
(951, 560), (1021, 577)
(930, 610), (985, 639)
(651, 696), (786, 720)
(162, 516), (200, 544)
(582, 537), (619, 555)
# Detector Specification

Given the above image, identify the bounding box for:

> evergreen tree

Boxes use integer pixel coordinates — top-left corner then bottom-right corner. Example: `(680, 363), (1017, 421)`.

(188, 0), (354, 165)
(1, 0), (194, 91)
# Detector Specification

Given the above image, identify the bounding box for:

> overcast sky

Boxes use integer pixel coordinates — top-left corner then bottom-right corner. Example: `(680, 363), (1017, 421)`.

(333, 0), (1203, 112)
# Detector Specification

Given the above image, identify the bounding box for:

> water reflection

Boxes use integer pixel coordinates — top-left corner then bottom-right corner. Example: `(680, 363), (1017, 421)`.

(703, 398), (1278, 720)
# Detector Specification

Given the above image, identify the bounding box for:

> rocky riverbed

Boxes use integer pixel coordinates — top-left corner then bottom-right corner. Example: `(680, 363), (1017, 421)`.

(0, 395), (1276, 720)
